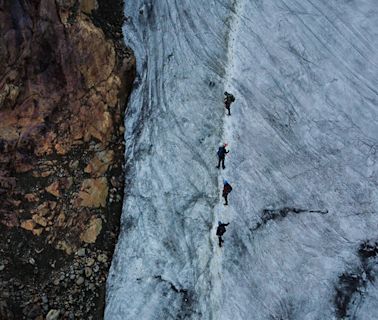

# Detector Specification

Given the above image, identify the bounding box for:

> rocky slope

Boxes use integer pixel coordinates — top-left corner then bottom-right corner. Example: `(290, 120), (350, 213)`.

(0, 0), (135, 319)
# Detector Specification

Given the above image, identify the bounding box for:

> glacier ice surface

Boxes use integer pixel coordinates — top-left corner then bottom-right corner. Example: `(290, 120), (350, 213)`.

(106, 0), (378, 319)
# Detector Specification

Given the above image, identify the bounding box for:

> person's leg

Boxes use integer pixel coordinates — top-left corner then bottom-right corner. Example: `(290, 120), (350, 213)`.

(218, 236), (222, 247)
(221, 158), (225, 169)
(224, 194), (228, 205)
(216, 157), (221, 169)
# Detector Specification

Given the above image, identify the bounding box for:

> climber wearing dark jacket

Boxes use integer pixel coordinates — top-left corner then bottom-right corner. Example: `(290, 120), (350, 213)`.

(224, 91), (235, 116)
(216, 221), (229, 247)
(216, 143), (229, 169)
(222, 180), (232, 205)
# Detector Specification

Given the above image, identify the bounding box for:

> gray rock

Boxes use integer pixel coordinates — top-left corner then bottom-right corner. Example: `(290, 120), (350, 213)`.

(85, 267), (92, 278)
(97, 253), (108, 263)
(76, 277), (85, 285)
(46, 309), (60, 320)
(76, 248), (86, 257)
(86, 257), (95, 266)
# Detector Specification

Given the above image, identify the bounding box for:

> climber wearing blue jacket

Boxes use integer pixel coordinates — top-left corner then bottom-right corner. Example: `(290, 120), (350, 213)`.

(216, 143), (229, 169)
(216, 221), (229, 247)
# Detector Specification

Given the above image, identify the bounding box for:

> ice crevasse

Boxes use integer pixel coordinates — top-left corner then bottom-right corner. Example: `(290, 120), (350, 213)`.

(106, 0), (378, 319)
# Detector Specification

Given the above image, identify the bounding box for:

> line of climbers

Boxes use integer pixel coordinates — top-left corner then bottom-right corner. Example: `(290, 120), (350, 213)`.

(216, 91), (235, 248)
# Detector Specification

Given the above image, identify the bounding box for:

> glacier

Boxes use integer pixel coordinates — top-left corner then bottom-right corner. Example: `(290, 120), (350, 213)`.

(105, 0), (378, 319)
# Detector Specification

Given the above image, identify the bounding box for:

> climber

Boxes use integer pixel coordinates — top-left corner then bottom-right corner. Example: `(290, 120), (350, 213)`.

(216, 221), (230, 247)
(224, 91), (235, 116)
(216, 143), (229, 169)
(222, 179), (232, 205)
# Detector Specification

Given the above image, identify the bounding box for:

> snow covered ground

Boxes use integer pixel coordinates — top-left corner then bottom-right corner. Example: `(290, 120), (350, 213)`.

(106, 0), (378, 319)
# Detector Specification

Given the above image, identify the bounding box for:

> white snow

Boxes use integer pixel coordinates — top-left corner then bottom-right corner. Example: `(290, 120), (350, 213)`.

(106, 0), (378, 319)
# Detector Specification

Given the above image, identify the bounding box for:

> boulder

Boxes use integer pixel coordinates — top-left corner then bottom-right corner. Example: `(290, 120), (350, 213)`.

(80, 217), (102, 243)
(77, 178), (108, 208)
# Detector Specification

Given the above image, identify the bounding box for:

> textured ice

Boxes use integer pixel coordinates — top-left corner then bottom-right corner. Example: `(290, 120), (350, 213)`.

(106, 0), (378, 319)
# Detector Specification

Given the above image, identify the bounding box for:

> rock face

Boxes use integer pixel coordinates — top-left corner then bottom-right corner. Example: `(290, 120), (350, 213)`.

(0, 0), (135, 318)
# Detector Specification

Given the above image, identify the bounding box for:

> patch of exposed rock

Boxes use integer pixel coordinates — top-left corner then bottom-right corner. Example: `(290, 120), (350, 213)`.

(0, 0), (135, 318)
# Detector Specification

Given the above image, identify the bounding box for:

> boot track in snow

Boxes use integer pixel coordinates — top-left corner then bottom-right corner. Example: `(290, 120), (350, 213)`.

(209, 1), (245, 318)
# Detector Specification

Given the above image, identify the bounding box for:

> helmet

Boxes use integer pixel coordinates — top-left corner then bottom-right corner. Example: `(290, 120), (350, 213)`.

(223, 179), (228, 185)
(218, 221), (222, 225)
(224, 91), (228, 95)
(224, 143), (228, 147)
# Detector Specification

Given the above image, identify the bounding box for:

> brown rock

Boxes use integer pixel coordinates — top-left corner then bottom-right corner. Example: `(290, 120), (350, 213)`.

(80, 0), (98, 14)
(0, 212), (19, 228)
(54, 143), (70, 155)
(80, 217), (102, 243)
(32, 228), (43, 236)
(34, 132), (56, 156)
(21, 220), (36, 231)
(45, 181), (60, 197)
(84, 150), (114, 177)
(87, 111), (113, 143)
(56, 212), (66, 227)
(15, 162), (33, 173)
(33, 202), (51, 216)
(49, 201), (57, 210)
(33, 170), (54, 178)
(77, 178), (108, 208)
(59, 177), (73, 191)
(56, 240), (74, 255)
(25, 193), (39, 202)
(32, 214), (47, 227)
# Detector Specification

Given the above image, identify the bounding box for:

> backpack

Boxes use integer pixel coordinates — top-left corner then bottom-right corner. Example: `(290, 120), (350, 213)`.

(216, 225), (226, 236)
(217, 147), (224, 157)
(224, 183), (232, 194)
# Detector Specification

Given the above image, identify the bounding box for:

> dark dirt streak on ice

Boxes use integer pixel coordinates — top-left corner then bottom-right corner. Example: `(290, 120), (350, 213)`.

(335, 241), (378, 319)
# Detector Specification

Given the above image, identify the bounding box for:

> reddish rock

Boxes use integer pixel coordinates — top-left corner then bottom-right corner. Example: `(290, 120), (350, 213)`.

(77, 178), (108, 208)
(25, 193), (39, 202)
(20, 220), (36, 231)
(84, 150), (114, 177)
(45, 181), (60, 197)
(32, 214), (47, 227)
(80, 217), (103, 243)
